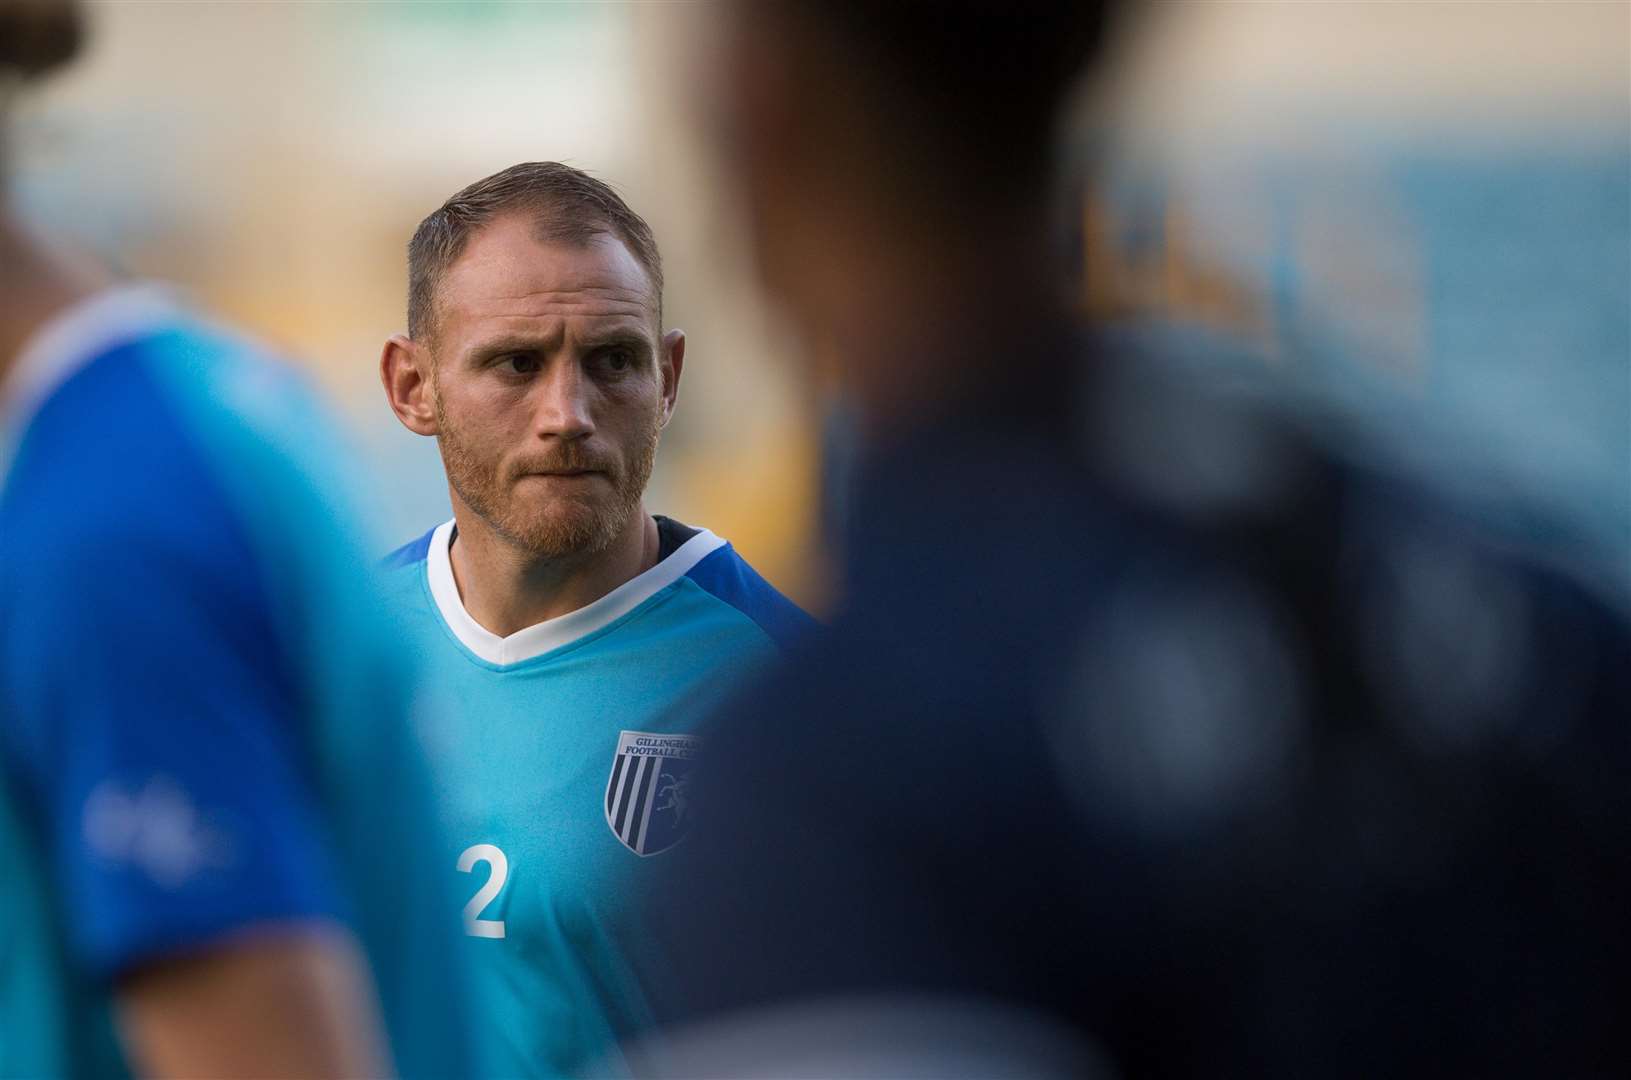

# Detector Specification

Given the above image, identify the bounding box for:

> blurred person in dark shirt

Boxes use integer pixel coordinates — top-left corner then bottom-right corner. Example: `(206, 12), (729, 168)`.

(635, 2), (1630, 1077)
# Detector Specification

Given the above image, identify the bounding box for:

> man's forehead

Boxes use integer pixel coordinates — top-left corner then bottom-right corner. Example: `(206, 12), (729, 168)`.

(439, 215), (658, 331)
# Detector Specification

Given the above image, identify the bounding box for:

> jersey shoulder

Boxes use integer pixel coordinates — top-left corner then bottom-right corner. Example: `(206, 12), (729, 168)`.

(5, 327), (236, 542)
(377, 525), (443, 625)
(0, 328), (295, 711)
(6, 318), (373, 560)
(680, 540), (817, 653)
(384, 526), (438, 571)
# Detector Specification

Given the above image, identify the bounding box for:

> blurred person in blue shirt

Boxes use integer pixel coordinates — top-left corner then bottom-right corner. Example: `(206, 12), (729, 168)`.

(0, 3), (474, 1075)
(636, 2), (1631, 1077)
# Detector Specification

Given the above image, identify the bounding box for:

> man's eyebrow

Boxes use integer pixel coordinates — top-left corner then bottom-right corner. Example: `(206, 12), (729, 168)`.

(461, 325), (655, 362)
(577, 326), (655, 350)
(465, 333), (559, 358)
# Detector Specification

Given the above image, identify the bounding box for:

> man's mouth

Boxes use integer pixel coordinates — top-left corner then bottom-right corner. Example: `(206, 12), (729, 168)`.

(521, 468), (604, 480)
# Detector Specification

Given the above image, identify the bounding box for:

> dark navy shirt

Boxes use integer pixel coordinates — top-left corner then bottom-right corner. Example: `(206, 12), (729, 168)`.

(647, 331), (1631, 1077)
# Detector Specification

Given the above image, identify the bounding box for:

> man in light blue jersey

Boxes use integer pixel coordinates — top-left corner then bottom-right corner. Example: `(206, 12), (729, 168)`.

(378, 161), (810, 1076)
(0, 4), (474, 1075)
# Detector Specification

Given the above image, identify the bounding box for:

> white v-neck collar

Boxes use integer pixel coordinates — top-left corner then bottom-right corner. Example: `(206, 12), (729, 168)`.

(1, 283), (180, 476)
(424, 518), (728, 666)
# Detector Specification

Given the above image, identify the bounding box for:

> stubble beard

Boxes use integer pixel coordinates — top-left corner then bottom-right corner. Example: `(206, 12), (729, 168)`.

(435, 387), (661, 561)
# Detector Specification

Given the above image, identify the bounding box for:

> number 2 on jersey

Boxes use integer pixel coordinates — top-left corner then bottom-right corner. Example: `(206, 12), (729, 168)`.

(458, 843), (508, 939)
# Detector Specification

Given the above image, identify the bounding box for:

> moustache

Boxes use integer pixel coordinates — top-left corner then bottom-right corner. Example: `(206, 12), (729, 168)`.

(506, 447), (620, 481)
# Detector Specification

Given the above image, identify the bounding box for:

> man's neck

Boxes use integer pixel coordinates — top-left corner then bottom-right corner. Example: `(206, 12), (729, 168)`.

(0, 218), (107, 393)
(446, 501), (661, 638)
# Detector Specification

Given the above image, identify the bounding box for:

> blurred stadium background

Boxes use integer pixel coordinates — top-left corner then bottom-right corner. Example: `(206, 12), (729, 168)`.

(10, 1), (1627, 610)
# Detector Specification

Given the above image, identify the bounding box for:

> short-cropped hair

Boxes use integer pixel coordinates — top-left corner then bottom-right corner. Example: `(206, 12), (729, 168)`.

(407, 162), (663, 341)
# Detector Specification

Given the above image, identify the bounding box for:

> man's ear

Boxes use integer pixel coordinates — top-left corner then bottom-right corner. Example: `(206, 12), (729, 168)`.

(658, 329), (685, 428)
(380, 334), (439, 436)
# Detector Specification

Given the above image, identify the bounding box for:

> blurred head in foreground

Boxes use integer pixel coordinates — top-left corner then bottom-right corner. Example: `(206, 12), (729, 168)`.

(709, 0), (1125, 436)
(0, 0), (80, 86)
(0, 2), (98, 375)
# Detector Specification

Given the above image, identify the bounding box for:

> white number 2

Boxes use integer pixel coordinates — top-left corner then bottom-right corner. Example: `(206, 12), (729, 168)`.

(457, 843), (508, 939)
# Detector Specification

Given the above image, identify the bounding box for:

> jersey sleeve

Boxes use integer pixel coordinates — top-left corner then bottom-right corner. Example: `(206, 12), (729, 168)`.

(0, 490), (345, 981)
(685, 545), (819, 653)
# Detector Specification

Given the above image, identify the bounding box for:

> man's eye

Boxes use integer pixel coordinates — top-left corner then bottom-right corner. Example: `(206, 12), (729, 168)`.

(499, 353), (540, 374)
(599, 348), (634, 373)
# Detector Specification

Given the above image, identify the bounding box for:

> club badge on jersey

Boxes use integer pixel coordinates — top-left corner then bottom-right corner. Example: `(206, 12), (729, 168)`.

(605, 731), (699, 856)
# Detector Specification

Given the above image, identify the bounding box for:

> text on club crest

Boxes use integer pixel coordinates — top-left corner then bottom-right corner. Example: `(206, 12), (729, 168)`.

(604, 730), (701, 856)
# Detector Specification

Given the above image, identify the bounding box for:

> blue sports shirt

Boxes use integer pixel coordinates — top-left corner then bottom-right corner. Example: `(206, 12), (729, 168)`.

(382, 514), (810, 1077)
(0, 286), (474, 1077)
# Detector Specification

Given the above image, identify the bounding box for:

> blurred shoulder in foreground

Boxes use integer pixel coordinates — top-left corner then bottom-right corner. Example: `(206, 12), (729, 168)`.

(0, 285), (476, 1078)
(646, 321), (1630, 1077)
(0, 5), (474, 1072)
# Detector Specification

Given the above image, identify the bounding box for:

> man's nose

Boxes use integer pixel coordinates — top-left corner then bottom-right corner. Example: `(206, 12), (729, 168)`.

(532, 358), (595, 440)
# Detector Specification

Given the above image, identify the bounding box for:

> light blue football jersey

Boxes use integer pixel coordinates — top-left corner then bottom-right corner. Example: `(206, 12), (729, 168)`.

(0, 286), (475, 1077)
(382, 516), (811, 1077)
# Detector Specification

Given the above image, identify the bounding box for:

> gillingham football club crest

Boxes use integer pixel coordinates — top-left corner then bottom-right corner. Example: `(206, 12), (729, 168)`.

(604, 730), (700, 856)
